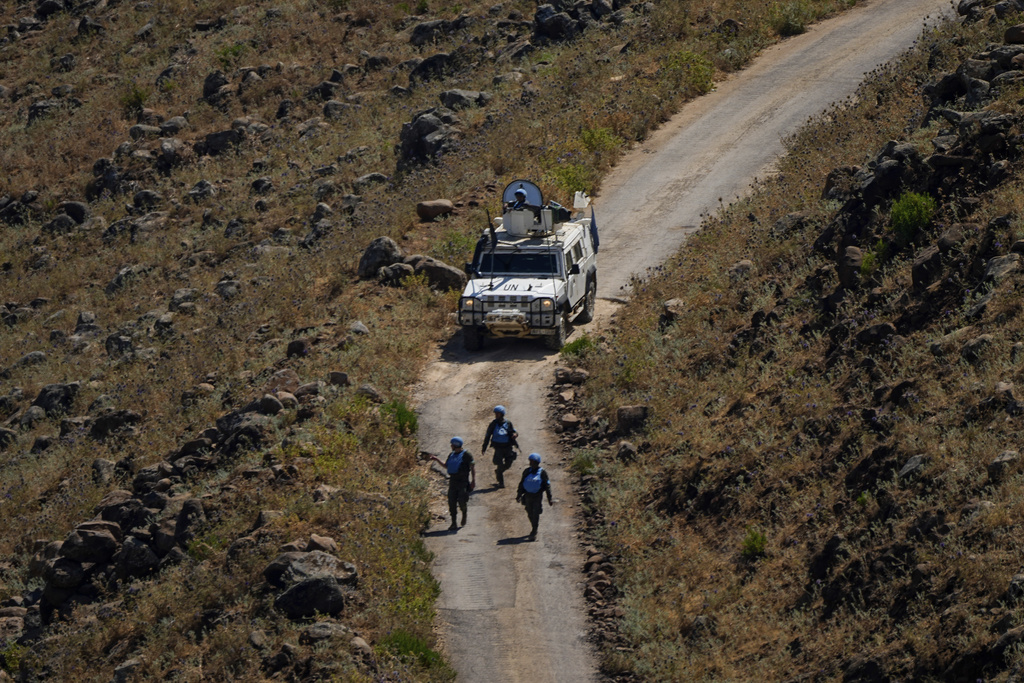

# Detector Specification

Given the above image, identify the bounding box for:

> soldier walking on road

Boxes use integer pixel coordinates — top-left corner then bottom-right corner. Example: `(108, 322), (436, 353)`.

(516, 453), (553, 541)
(482, 405), (518, 488)
(428, 437), (476, 532)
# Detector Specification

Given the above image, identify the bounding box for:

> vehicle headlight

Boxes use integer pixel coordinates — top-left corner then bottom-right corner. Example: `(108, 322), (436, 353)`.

(530, 298), (554, 312)
(460, 297), (478, 311)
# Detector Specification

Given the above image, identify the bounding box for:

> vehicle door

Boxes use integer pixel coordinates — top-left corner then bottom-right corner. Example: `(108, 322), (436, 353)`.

(565, 239), (586, 306)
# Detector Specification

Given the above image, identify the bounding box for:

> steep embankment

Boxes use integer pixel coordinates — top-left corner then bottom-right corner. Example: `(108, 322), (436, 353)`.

(561, 6), (1024, 681)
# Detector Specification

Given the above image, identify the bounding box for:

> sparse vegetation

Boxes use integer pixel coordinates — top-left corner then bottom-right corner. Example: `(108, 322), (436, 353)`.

(890, 189), (937, 245)
(383, 399), (420, 436)
(561, 333), (597, 358)
(771, 0), (816, 36)
(379, 628), (451, 673)
(564, 11), (1024, 682)
(0, 0), (948, 679)
(740, 525), (768, 559)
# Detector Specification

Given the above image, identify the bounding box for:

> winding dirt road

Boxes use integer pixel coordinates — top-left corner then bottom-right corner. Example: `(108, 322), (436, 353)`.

(416, 2), (950, 680)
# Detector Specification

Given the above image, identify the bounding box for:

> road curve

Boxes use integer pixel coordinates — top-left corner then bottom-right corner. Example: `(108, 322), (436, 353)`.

(416, 1), (950, 681)
(597, 0), (951, 297)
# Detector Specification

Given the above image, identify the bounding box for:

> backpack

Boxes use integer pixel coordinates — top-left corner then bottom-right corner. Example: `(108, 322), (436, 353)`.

(446, 451), (464, 475)
(523, 467), (544, 494)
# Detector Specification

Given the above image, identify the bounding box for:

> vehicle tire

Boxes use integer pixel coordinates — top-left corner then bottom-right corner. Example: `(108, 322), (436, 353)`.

(463, 325), (484, 351)
(575, 279), (597, 324)
(544, 313), (567, 351)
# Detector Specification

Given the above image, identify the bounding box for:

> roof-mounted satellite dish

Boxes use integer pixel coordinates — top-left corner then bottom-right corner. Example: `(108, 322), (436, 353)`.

(502, 179), (543, 207)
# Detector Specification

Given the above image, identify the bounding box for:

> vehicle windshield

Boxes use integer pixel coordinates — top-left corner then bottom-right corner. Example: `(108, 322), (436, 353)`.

(478, 251), (561, 275)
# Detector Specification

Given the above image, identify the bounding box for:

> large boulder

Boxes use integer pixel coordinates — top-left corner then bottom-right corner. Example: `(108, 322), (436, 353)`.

(263, 551), (359, 589)
(409, 53), (452, 83)
(912, 245), (942, 289)
(439, 89), (492, 109)
(60, 522), (121, 563)
(274, 576), (347, 619)
(45, 557), (86, 590)
(616, 405), (649, 434)
(90, 409), (142, 440)
(411, 256), (467, 291)
(114, 537), (160, 579)
(397, 108), (460, 170)
(195, 128), (243, 156)
(416, 199), (455, 221)
(358, 237), (403, 279)
(409, 19), (452, 47)
(32, 383), (79, 417)
(535, 6), (578, 40)
(174, 499), (207, 545)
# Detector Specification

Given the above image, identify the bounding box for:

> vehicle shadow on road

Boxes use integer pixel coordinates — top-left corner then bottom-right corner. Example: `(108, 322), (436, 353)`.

(496, 535), (535, 546)
(437, 331), (569, 365)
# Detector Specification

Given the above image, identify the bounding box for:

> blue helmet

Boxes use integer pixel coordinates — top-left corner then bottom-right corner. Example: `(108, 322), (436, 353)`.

(450, 436), (463, 447)
(494, 405), (506, 414)
(514, 188), (526, 198)
(528, 453), (541, 463)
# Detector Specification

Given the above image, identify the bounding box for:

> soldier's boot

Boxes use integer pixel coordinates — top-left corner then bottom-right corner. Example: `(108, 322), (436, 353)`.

(495, 468), (504, 488)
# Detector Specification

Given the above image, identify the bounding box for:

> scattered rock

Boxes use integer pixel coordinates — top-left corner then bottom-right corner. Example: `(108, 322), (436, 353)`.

(988, 450), (1020, 485)
(416, 199), (455, 221)
(358, 237), (404, 279)
(616, 405), (648, 434)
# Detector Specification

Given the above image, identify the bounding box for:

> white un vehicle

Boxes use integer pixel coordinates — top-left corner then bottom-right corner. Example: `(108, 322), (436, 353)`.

(458, 180), (598, 351)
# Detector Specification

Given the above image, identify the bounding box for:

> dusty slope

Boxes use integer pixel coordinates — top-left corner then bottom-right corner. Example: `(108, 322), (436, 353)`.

(415, 1), (951, 680)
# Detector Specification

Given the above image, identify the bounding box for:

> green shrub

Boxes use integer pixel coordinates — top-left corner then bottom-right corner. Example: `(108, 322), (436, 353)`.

(545, 161), (594, 196)
(383, 399), (419, 436)
(890, 190), (936, 244)
(119, 83), (150, 119)
(215, 43), (248, 69)
(380, 629), (444, 668)
(571, 449), (597, 475)
(1, 643), (25, 673)
(770, 1), (814, 36)
(740, 526), (767, 559)
(662, 50), (714, 96)
(561, 334), (597, 358)
(859, 249), (877, 276)
(581, 127), (622, 154)
(429, 227), (477, 264)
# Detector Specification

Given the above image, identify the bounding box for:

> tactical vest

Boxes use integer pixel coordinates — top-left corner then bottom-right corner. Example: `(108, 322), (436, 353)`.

(447, 451), (464, 475)
(523, 467), (544, 493)
(492, 420), (512, 444)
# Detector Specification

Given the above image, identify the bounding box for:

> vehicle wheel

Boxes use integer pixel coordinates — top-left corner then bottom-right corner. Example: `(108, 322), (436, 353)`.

(463, 325), (484, 351)
(575, 279), (597, 324)
(544, 313), (567, 351)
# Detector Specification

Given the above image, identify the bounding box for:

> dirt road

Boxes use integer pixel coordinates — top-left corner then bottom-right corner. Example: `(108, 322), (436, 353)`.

(416, 2), (949, 680)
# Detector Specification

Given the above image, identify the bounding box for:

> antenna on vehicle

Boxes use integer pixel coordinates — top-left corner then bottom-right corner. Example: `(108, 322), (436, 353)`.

(487, 208), (497, 290)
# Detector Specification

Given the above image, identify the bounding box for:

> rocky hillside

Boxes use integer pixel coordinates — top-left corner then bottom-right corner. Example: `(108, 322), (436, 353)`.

(557, 4), (1024, 681)
(0, 0), (941, 679)
(0, 0), (874, 679)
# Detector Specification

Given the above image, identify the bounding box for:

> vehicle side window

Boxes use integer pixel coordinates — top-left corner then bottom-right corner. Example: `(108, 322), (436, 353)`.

(571, 242), (584, 263)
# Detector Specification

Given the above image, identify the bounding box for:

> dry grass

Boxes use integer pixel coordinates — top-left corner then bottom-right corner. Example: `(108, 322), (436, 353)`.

(571, 12), (1024, 682)
(0, 0), (896, 679)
